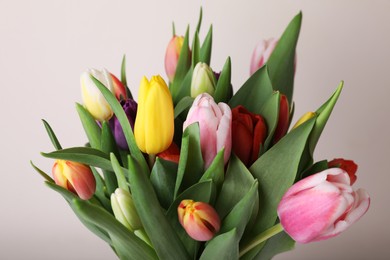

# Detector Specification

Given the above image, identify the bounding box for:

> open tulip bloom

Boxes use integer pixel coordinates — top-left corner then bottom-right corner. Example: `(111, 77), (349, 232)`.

(32, 9), (370, 260)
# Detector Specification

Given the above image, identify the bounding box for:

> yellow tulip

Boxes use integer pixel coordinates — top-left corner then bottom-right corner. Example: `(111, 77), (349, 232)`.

(134, 75), (174, 154)
(292, 111), (316, 129)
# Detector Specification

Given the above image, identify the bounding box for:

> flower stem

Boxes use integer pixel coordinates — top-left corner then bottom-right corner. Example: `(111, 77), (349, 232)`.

(239, 223), (284, 257)
(148, 154), (156, 169)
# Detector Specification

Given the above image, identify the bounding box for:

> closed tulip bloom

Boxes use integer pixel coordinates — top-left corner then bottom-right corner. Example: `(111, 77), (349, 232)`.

(292, 111), (316, 129)
(178, 200), (220, 241)
(328, 158), (358, 185)
(231, 105), (267, 166)
(81, 68), (125, 121)
(250, 38), (278, 75)
(191, 62), (216, 98)
(183, 93), (232, 169)
(52, 160), (96, 200)
(111, 188), (142, 231)
(134, 75), (174, 154)
(109, 98), (137, 150)
(273, 94), (290, 143)
(165, 35), (185, 82)
(277, 168), (370, 244)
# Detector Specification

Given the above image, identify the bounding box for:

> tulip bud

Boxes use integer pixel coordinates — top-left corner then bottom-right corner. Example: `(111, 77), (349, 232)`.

(178, 200), (220, 241)
(134, 75), (174, 154)
(277, 168), (370, 243)
(183, 93), (232, 169)
(81, 68), (125, 121)
(109, 98), (137, 150)
(273, 94), (290, 143)
(111, 188), (142, 231)
(157, 142), (180, 163)
(250, 38), (278, 75)
(232, 105), (267, 166)
(292, 111), (316, 129)
(328, 158), (358, 185)
(191, 62), (216, 98)
(165, 36), (185, 82)
(52, 160), (96, 200)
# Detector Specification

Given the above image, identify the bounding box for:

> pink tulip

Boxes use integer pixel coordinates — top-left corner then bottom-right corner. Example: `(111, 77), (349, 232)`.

(277, 168), (370, 243)
(250, 38), (278, 75)
(178, 200), (220, 241)
(165, 35), (185, 82)
(183, 93), (232, 169)
(52, 160), (96, 200)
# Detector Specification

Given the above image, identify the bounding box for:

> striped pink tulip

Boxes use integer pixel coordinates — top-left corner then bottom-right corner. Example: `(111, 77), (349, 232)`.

(178, 200), (220, 241)
(277, 168), (370, 243)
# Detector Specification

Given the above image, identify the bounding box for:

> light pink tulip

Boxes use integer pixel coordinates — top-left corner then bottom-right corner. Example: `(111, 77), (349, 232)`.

(183, 93), (232, 169)
(250, 38), (278, 75)
(178, 200), (220, 241)
(277, 168), (370, 244)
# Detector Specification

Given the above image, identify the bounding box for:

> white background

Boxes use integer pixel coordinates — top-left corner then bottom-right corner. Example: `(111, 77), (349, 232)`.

(1, 0), (389, 259)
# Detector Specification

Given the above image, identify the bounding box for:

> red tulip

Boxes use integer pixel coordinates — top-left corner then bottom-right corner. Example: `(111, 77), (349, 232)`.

(178, 200), (220, 241)
(231, 105), (267, 166)
(157, 142), (180, 163)
(277, 168), (370, 243)
(328, 158), (358, 185)
(273, 94), (289, 144)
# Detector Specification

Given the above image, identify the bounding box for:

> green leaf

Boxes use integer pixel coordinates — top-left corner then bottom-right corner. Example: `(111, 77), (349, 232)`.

(41, 147), (112, 171)
(75, 103), (101, 149)
(245, 117), (316, 257)
(166, 180), (216, 259)
(174, 123), (204, 198)
(215, 154), (256, 219)
(200, 25), (213, 65)
(171, 27), (191, 103)
(73, 199), (158, 260)
(91, 76), (148, 174)
(199, 149), (225, 194)
(191, 31), (200, 68)
(259, 92), (280, 152)
(228, 65), (273, 114)
(101, 122), (119, 194)
(196, 7), (203, 33)
(174, 68), (193, 104)
(219, 181), (258, 241)
(110, 153), (129, 192)
(214, 57), (232, 104)
(301, 159), (329, 179)
(127, 156), (190, 260)
(150, 158), (178, 209)
(42, 119), (62, 150)
(30, 161), (54, 183)
(174, 96), (194, 119)
(200, 229), (238, 260)
(267, 12), (302, 104)
(90, 167), (112, 213)
(254, 231), (295, 260)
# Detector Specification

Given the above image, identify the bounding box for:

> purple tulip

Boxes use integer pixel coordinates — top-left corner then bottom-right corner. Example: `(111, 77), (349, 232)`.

(109, 99), (137, 150)
(183, 93), (232, 169)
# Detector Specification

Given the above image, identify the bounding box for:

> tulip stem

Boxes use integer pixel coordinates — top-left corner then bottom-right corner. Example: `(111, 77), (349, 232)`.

(148, 154), (156, 169)
(239, 223), (284, 257)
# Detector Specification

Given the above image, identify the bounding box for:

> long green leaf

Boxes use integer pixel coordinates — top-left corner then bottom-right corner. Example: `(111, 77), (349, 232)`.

(199, 149), (225, 194)
(127, 156), (190, 260)
(191, 31), (200, 68)
(195, 7), (203, 33)
(110, 153), (129, 192)
(90, 167), (112, 213)
(30, 161), (54, 182)
(42, 119), (62, 150)
(76, 103), (101, 149)
(200, 229), (238, 260)
(101, 122), (119, 194)
(267, 12), (302, 104)
(174, 96), (194, 119)
(214, 57), (232, 104)
(200, 25), (213, 65)
(260, 92), (280, 152)
(253, 231), (295, 260)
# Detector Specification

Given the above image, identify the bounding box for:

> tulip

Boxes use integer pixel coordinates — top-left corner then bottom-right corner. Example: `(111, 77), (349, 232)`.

(191, 62), (216, 98)
(231, 105), (267, 166)
(277, 168), (370, 244)
(111, 188), (142, 231)
(109, 98), (137, 150)
(178, 200), (220, 241)
(183, 93), (232, 169)
(292, 111), (316, 129)
(134, 75), (174, 154)
(81, 68), (126, 121)
(250, 38), (278, 75)
(157, 142), (180, 163)
(52, 160), (96, 200)
(328, 158), (358, 185)
(165, 35), (185, 82)
(273, 94), (290, 143)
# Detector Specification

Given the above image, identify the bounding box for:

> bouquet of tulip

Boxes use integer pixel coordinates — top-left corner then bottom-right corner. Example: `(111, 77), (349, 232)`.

(32, 10), (370, 259)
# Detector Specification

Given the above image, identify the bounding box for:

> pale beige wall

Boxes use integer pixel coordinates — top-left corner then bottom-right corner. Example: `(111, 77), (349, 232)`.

(1, 0), (388, 259)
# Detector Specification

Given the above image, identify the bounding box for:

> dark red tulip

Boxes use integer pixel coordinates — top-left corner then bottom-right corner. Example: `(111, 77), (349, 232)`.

(328, 158), (358, 185)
